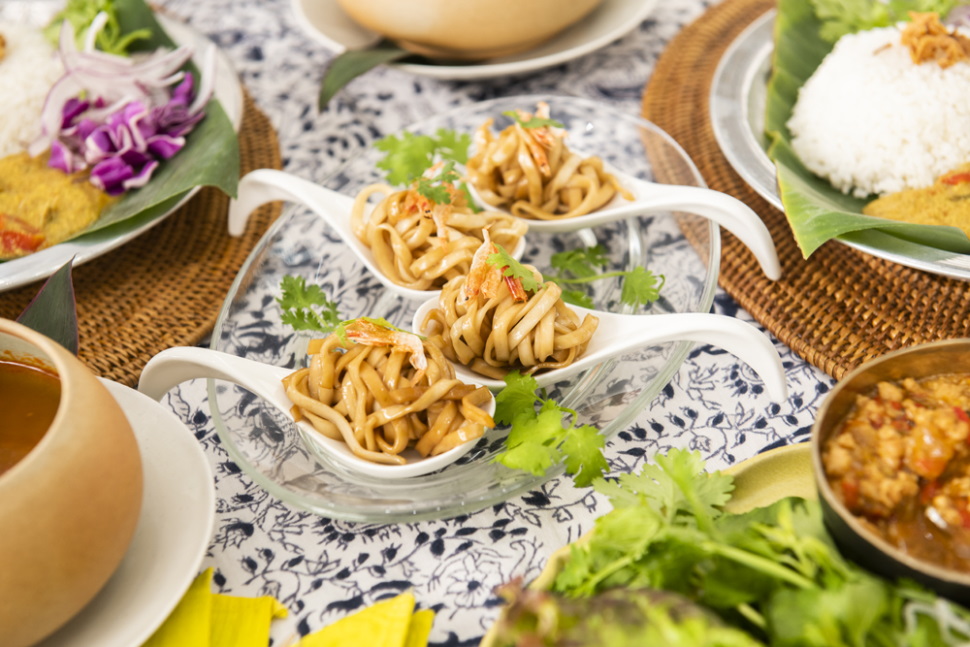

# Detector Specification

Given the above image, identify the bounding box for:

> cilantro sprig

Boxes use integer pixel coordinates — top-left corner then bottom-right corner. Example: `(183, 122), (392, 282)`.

(277, 275), (341, 334)
(543, 246), (665, 310)
(494, 372), (610, 487)
(414, 161), (462, 205)
(487, 244), (541, 293)
(550, 448), (970, 645)
(503, 110), (565, 130)
(374, 129), (470, 186)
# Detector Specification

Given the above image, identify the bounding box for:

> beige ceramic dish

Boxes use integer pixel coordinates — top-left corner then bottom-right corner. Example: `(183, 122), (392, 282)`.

(334, 0), (604, 59)
(478, 444), (813, 646)
(0, 319), (143, 647)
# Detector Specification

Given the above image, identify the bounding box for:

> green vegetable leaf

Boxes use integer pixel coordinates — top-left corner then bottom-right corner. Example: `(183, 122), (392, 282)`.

(374, 128), (471, 186)
(551, 246), (609, 279)
(542, 246), (664, 310)
(45, 0), (150, 54)
(414, 161), (462, 204)
(277, 275), (341, 334)
(493, 371), (609, 487)
(17, 259), (78, 355)
(494, 371), (540, 425)
(459, 182), (482, 213)
(502, 110), (565, 129)
(620, 266), (665, 309)
(318, 40), (411, 111)
(488, 244), (541, 293)
(809, 0), (960, 42)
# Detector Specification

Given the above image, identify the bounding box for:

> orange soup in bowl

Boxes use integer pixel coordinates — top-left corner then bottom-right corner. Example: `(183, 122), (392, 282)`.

(0, 360), (59, 475)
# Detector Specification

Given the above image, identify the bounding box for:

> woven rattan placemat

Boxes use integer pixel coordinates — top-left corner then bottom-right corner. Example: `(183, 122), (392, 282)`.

(642, 0), (970, 380)
(0, 91), (282, 387)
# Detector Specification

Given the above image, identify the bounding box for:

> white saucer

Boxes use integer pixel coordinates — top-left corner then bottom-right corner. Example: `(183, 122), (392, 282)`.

(291, 0), (658, 80)
(36, 380), (215, 647)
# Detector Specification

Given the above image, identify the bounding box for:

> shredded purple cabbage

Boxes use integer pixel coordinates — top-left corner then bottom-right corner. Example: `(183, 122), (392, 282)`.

(49, 73), (205, 196)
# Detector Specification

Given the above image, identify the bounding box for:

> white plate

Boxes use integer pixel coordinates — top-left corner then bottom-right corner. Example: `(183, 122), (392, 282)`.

(291, 0), (658, 80)
(709, 10), (970, 281)
(0, 6), (244, 292)
(36, 380), (215, 647)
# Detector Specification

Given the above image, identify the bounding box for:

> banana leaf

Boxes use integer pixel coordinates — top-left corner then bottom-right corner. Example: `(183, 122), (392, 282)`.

(764, 0), (970, 257)
(48, 0), (239, 238)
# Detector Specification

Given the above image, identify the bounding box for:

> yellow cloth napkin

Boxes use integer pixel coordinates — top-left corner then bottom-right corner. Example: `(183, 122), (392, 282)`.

(142, 569), (288, 647)
(298, 592), (433, 647)
(142, 570), (433, 647)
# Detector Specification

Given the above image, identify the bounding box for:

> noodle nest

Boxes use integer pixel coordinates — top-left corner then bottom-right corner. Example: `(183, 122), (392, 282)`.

(351, 183), (526, 291)
(466, 103), (632, 221)
(283, 326), (494, 466)
(422, 267), (599, 380)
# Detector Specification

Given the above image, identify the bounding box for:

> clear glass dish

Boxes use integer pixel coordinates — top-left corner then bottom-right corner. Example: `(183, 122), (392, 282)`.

(207, 95), (720, 522)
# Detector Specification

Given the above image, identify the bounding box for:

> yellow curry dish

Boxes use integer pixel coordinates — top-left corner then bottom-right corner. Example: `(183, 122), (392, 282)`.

(0, 153), (115, 260)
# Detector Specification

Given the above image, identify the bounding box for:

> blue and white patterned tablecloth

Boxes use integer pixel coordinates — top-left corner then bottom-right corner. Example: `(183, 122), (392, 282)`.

(149, 0), (834, 644)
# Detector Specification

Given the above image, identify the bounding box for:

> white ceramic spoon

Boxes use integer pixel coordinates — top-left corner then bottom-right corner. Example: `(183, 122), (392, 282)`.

(227, 169), (527, 301)
(137, 346), (496, 479)
(413, 298), (788, 400)
(471, 169), (782, 280)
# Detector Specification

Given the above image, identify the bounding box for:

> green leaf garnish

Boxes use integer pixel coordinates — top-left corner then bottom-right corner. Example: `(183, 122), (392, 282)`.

(809, 0), (960, 42)
(277, 275), (341, 334)
(414, 161), (462, 205)
(503, 110), (565, 129)
(333, 316), (423, 346)
(317, 41), (411, 111)
(45, 0), (151, 54)
(459, 182), (482, 213)
(543, 246), (665, 309)
(487, 244), (541, 293)
(494, 371), (610, 487)
(17, 259), (79, 355)
(374, 128), (471, 186)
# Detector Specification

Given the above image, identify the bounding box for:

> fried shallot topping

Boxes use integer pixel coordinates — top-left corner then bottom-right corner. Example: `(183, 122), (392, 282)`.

(900, 12), (970, 68)
(0, 34), (6, 63)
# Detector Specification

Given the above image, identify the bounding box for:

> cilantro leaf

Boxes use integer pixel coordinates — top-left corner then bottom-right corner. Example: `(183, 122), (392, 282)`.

(619, 266), (665, 310)
(374, 129), (470, 186)
(488, 244), (541, 293)
(374, 132), (439, 186)
(493, 371), (610, 487)
(414, 161), (461, 204)
(502, 110), (565, 129)
(459, 182), (482, 213)
(494, 371), (540, 425)
(277, 275), (341, 334)
(542, 245), (664, 310)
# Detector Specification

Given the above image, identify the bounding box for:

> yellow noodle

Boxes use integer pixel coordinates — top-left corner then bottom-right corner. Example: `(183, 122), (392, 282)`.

(283, 327), (494, 465)
(349, 183), (526, 290)
(467, 105), (633, 221)
(422, 268), (599, 380)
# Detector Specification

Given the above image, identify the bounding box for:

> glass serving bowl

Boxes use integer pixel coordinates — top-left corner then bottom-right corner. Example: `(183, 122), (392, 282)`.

(207, 95), (719, 522)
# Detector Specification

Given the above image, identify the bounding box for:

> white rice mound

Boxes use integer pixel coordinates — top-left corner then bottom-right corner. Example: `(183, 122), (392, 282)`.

(787, 24), (970, 198)
(0, 23), (64, 158)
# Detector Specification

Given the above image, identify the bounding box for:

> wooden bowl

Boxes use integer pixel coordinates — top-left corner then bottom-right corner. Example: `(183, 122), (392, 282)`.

(334, 0), (604, 60)
(0, 319), (143, 647)
(812, 339), (970, 604)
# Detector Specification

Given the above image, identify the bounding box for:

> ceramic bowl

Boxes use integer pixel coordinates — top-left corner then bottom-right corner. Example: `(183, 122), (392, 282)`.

(334, 0), (603, 59)
(0, 319), (143, 647)
(811, 339), (970, 604)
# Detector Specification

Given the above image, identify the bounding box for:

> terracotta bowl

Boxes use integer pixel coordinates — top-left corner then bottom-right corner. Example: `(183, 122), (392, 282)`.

(334, 0), (604, 60)
(0, 319), (143, 647)
(811, 339), (970, 604)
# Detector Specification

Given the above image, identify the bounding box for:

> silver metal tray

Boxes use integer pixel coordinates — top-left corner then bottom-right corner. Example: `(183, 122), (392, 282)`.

(709, 10), (970, 280)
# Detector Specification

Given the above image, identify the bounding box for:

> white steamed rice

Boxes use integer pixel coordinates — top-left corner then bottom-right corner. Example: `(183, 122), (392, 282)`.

(0, 23), (64, 158)
(787, 23), (970, 198)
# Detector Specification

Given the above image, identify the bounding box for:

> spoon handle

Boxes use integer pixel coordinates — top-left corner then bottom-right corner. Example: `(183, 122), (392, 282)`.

(594, 310), (788, 401)
(227, 169), (358, 239)
(617, 179), (781, 280)
(138, 346), (291, 403)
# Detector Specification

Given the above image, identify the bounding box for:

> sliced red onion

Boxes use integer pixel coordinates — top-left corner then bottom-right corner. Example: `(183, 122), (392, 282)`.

(34, 11), (215, 195)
